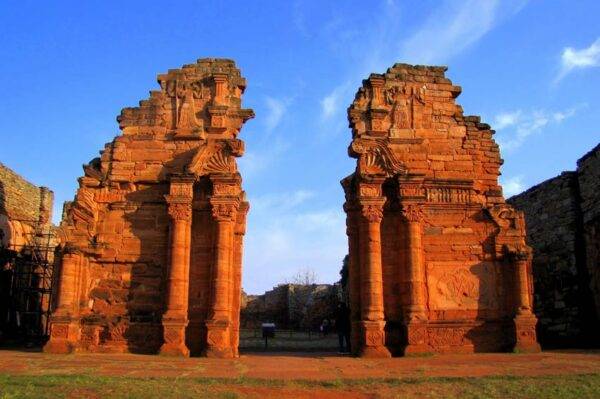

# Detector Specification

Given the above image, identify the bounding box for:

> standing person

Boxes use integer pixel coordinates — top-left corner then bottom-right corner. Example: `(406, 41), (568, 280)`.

(335, 302), (351, 353)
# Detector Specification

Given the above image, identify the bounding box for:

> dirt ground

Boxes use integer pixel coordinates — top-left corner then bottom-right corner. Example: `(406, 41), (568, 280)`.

(0, 349), (599, 398)
(1, 349), (599, 379)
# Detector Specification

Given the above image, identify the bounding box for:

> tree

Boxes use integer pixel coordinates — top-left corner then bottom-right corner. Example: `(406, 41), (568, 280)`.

(288, 267), (318, 285)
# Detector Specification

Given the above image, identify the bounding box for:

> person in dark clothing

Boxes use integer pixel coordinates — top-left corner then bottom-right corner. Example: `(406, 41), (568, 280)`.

(335, 302), (351, 353)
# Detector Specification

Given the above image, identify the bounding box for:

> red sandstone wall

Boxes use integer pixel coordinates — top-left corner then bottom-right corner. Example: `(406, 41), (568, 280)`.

(45, 59), (253, 356)
(344, 64), (538, 356)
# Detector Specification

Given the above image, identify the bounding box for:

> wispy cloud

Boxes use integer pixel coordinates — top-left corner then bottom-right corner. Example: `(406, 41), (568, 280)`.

(556, 37), (600, 83)
(264, 96), (290, 132)
(501, 175), (525, 197)
(493, 105), (582, 151)
(320, 83), (350, 120)
(400, 0), (500, 65)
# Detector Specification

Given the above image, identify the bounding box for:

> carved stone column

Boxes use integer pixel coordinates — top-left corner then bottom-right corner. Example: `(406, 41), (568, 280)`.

(401, 204), (427, 319)
(44, 248), (84, 354)
(512, 250), (541, 353)
(400, 203), (429, 355)
(358, 197), (391, 358)
(230, 200), (248, 357)
(344, 202), (362, 355)
(160, 180), (193, 357)
(205, 197), (238, 358)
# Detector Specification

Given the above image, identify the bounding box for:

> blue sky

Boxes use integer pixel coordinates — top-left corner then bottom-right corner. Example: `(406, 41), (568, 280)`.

(0, 1), (598, 294)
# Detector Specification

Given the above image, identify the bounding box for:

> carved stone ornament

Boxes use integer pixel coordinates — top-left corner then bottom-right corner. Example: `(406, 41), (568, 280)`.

(168, 202), (192, 221)
(211, 202), (238, 222)
(360, 204), (384, 223)
(401, 204), (425, 223)
(351, 138), (405, 177)
(188, 140), (241, 176)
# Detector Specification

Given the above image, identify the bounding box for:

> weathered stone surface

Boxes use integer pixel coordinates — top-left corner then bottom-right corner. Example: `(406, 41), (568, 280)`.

(0, 163), (54, 248)
(509, 144), (600, 347)
(44, 58), (253, 357)
(342, 64), (540, 356)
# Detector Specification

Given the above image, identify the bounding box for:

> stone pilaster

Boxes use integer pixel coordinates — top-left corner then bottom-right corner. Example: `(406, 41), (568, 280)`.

(204, 195), (239, 358)
(400, 203), (430, 354)
(512, 250), (541, 353)
(160, 178), (193, 357)
(344, 202), (362, 355)
(230, 200), (248, 357)
(44, 248), (84, 354)
(357, 195), (391, 358)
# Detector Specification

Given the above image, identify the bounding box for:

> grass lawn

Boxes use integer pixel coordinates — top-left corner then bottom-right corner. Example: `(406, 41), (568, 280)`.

(0, 373), (599, 398)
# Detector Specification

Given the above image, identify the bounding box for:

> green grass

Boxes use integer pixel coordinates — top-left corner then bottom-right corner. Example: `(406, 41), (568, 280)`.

(0, 373), (598, 398)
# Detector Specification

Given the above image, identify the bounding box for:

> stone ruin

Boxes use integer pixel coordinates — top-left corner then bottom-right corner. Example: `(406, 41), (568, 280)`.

(509, 144), (600, 347)
(44, 58), (543, 357)
(44, 59), (254, 357)
(342, 64), (540, 356)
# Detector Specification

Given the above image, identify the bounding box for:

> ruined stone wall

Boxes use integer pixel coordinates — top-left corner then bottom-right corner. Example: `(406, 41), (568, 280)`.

(0, 162), (53, 248)
(508, 173), (589, 346)
(343, 64), (539, 357)
(44, 58), (254, 357)
(577, 144), (600, 323)
(240, 284), (340, 330)
(509, 144), (600, 347)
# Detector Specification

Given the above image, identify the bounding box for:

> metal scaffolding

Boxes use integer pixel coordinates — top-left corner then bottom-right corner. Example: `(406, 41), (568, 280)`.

(0, 220), (56, 345)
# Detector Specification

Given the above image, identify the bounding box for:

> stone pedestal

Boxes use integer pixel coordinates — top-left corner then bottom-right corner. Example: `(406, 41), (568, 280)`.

(43, 316), (81, 354)
(160, 318), (190, 357)
(204, 319), (232, 358)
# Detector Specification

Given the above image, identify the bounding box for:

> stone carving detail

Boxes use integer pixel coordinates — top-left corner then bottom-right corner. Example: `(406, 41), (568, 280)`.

(400, 204), (424, 223)
(188, 140), (243, 176)
(168, 203), (192, 221)
(360, 204), (383, 223)
(351, 139), (405, 177)
(343, 63), (539, 356)
(50, 324), (69, 339)
(385, 84), (427, 129)
(211, 203), (238, 222)
(426, 187), (471, 203)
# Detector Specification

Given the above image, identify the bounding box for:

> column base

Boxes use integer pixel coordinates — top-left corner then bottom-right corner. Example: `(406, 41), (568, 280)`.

(358, 320), (391, 358)
(160, 318), (190, 357)
(43, 316), (80, 354)
(203, 319), (234, 358)
(513, 313), (541, 353)
(402, 320), (429, 356)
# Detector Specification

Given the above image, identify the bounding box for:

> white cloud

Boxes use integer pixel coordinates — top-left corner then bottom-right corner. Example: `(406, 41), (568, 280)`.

(264, 96), (289, 132)
(493, 111), (522, 130)
(320, 83), (350, 120)
(493, 106), (581, 151)
(501, 175), (525, 197)
(556, 38), (600, 82)
(400, 0), (500, 65)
